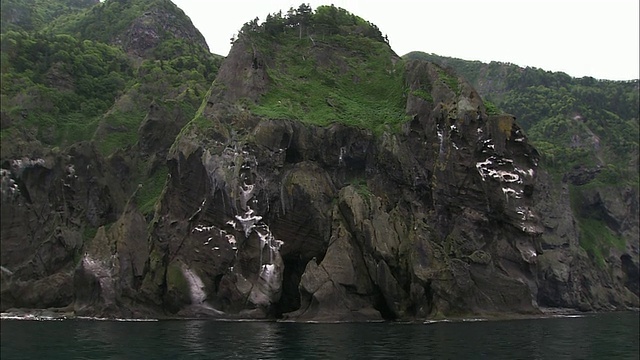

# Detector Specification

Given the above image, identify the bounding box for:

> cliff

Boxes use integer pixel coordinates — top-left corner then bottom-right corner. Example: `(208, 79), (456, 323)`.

(1, 3), (638, 321)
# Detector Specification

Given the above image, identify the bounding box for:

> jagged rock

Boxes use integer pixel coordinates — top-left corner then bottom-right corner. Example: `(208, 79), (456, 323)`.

(1, 271), (74, 310)
(0, 142), (125, 311)
(1, 5), (637, 321)
(72, 194), (152, 317)
(116, 3), (209, 58)
(288, 219), (383, 322)
(563, 166), (602, 185)
(132, 30), (637, 321)
(138, 100), (193, 161)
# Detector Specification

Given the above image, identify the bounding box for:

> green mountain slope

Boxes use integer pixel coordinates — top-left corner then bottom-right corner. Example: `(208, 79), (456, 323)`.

(1, 0), (222, 219)
(0, 0), (98, 32)
(1, 2), (637, 320)
(48, 0), (211, 57)
(404, 52), (639, 185)
(243, 5), (407, 134)
(404, 51), (639, 267)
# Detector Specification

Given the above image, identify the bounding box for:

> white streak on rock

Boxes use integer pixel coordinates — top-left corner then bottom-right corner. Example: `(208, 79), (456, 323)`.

(182, 267), (207, 305)
(235, 208), (262, 238)
(192, 225), (215, 233)
(502, 187), (522, 199)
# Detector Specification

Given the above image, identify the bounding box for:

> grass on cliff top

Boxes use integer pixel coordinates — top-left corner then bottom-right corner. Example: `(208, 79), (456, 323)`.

(249, 32), (409, 135)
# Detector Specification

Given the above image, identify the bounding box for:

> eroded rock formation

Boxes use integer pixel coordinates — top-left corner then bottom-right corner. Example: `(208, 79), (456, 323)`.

(1, 16), (638, 321)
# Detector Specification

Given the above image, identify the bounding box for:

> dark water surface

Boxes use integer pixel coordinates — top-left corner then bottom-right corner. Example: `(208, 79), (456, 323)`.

(1, 312), (638, 359)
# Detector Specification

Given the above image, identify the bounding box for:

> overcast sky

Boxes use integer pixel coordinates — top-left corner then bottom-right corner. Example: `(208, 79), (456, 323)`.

(171, 0), (639, 80)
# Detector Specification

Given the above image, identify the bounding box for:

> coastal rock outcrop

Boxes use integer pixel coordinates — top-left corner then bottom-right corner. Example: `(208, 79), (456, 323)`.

(1, 4), (637, 321)
(1, 142), (125, 311)
(135, 30), (637, 320)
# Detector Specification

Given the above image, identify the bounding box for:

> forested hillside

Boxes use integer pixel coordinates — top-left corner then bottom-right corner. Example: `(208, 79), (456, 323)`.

(1, 0), (98, 32)
(404, 52), (639, 185)
(1, 0), (223, 215)
(405, 52), (639, 267)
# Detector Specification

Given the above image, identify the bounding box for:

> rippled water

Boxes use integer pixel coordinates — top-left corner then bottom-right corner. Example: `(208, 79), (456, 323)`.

(1, 312), (638, 359)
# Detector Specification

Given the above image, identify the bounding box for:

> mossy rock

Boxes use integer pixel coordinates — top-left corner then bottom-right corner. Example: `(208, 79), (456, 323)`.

(468, 250), (492, 265)
(166, 262), (189, 294)
(164, 261), (190, 313)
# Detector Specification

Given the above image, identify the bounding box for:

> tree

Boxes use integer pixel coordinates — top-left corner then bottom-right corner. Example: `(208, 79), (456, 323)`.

(263, 11), (285, 36)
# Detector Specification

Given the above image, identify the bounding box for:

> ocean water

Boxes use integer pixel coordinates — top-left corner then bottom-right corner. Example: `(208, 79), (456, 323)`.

(1, 312), (638, 359)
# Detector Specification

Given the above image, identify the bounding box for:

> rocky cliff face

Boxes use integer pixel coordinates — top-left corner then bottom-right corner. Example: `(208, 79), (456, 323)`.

(1, 142), (125, 311)
(115, 3), (210, 58)
(78, 32), (638, 320)
(1, 7), (638, 321)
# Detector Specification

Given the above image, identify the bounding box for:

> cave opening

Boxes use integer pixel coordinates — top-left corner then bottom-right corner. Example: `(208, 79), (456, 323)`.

(373, 288), (397, 321)
(620, 254), (639, 296)
(280, 132), (291, 149)
(273, 254), (307, 317)
(285, 145), (302, 163)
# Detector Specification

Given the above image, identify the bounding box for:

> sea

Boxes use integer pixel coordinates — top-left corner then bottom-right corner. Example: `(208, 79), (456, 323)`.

(1, 312), (638, 359)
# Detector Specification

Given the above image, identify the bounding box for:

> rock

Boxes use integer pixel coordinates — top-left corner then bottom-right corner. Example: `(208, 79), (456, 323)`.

(562, 166), (602, 186)
(1, 272), (74, 311)
(1, 9), (637, 321)
(117, 4), (209, 58)
(136, 36), (637, 320)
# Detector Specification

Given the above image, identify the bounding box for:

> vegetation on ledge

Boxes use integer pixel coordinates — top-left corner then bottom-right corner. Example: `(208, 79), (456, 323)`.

(405, 52), (639, 186)
(237, 4), (410, 134)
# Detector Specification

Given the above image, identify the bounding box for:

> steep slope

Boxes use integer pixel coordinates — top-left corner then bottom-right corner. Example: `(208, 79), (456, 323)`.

(0, 0), (222, 313)
(1, 4), (637, 321)
(49, 0), (210, 58)
(132, 5), (636, 320)
(0, 0), (98, 33)
(404, 52), (639, 178)
(405, 52), (639, 282)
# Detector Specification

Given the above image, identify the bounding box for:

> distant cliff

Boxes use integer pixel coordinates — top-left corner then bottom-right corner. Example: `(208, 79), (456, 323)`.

(1, 2), (638, 321)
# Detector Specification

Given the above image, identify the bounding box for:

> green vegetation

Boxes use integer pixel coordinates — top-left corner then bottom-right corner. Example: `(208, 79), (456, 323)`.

(1, 0), (97, 33)
(411, 89), (433, 103)
(576, 217), (625, 267)
(406, 52), (639, 186)
(51, 0), (173, 43)
(484, 100), (500, 115)
(0, 0), (224, 241)
(1, 0), (222, 154)
(82, 225), (98, 242)
(409, 70), (434, 103)
(405, 51), (485, 85)
(1, 31), (131, 146)
(166, 262), (189, 296)
(435, 67), (460, 96)
(570, 185), (627, 267)
(137, 165), (169, 215)
(240, 4), (410, 134)
(96, 109), (145, 155)
(351, 177), (373, 199)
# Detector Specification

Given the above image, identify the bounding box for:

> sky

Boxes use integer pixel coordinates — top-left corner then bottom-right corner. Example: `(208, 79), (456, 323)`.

(171, 0), (639, 80)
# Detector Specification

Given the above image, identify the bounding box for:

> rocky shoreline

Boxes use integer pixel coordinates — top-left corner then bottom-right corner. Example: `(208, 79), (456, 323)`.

(3, 306), (638, 324)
